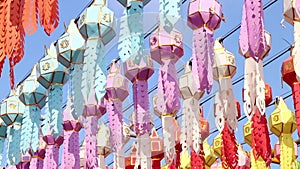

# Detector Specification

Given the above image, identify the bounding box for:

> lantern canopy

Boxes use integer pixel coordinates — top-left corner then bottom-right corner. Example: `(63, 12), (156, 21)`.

(19, 65), (47, 109)
(57, 20), (85, 68)
(269, 97), (297, 137)
(282, 55), (298, 87)
(213, 39), (236, 80)
(77, 0), (116, 45)
(37, 43), (70, 89)
(150, 28), (184, 64)
(0, 91), (24, 126)
(187, 0), (223, 30)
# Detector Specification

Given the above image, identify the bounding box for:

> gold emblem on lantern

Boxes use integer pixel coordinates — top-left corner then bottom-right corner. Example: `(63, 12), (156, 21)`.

(285, 62), (293, 71)
(273, 115), (279, 122)
(8, 104), (16, 110)
(103, 13), (111, 23)
(60, 40), (69, 49)
(42, 62), (50, 71)
(174, 35), (181, 43)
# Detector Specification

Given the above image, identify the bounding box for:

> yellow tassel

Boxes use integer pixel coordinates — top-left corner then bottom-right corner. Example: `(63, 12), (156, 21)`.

(180, 150), (191, 168)
(250, 150), (267, 169)
(280, 133), (295, 169)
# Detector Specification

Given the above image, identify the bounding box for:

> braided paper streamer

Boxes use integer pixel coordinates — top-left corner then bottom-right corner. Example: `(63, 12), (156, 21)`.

(159, 0), (181, 32)
(118, 10), (132, 62)
(127, 1), (144, 64)
(19, 106), (41, 153)
(41, 100), (51, 136)
(71, 64), (84, 119)
(84, 116), (99, 168)
(292, 83), (300, 136)
(0, 0), (7, 77)
(62, 128), (80, 168)
(48, 86), (63, 138)
(191, 145), (205, 169)
(133, 81), (151, 135)
(239, 0), (267, 62)
(251, 109), (271, 165)
(0, 137), (5, 163)
(7, 126), (22, 165)
(81, 40), (104, 102)
(192, 28), (214, 93)
(31, 106), (41, 153)
(44, 144), (59, 169)
(39, 0), (59, 35)
(221, 124), (238, 169)
(107, 100), (123, 153)
(250, 150), (267, 169)
(157, 60), (181, 114)
(22, 0), (38, 34)
(136, 134), (152, 169)
(94, 46), (106, 101)
(181, 98), (199, 151)
(280, 134), (295, 169)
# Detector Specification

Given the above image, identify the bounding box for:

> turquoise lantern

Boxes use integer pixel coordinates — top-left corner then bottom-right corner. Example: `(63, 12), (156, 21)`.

(57, 20), (86, 119)
(77, 0), (116, 103)
(0, 88), (25, 165)
(19, 65), (48, 153)
(37, 43), (69, 138)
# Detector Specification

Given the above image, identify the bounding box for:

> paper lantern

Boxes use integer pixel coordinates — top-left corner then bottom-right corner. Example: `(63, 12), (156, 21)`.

(243, 121), (252, 146)
(203, 140), (217, 167)
(187, 0), (223, 30)
(57, 20), (85, 68)
(150, 28), (183, 65)
(78, 0), (116, 45)
(0, 91), (23, 126)
(265, 83), (273, 106)
(213, 134), (222, 158)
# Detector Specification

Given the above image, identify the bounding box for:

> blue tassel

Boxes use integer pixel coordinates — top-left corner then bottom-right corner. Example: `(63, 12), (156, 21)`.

(49, 86), (63, 138)
(81, 40), (104, 102)
(30, 106), (41, 153)
(20, 106), (32, 153)
(118, 10), (132, 62)
(7, 126), (21, 165)
(0, 137), (5, 165)
(159, 0), (181, 32)
(71, 64), (84, 119)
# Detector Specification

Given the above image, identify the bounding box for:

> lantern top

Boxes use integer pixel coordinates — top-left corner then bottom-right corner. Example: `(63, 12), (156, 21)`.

(19, 64), (48, 108)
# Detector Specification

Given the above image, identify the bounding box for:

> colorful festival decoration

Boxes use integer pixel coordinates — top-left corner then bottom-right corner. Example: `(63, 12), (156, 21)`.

(151, 27), (183, 167)
(269, 97), (297, 169)
(0, 0), (60, 88)
(0, 88), (24, 165)
(61, 97), (82, 169)
(213, 39), (239, 169)
(57, 19), (85, 119)
(282, 0), (300, 138)
(239, 0), (272, 166)
(3, 0), (300, 168)
(187, 0), (223, 93)
(19, 64), (48, 153)
(106, 61), (129, 169)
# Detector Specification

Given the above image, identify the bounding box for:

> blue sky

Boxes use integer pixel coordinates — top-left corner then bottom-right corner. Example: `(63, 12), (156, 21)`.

(0, 0), (296, 168)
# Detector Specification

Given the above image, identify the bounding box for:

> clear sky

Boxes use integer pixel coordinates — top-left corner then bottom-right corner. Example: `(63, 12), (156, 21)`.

(0, 0), (296, 168)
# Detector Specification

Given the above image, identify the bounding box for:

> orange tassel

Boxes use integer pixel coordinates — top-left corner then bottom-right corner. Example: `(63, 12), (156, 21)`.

(22, 0), (38, 35)
(42, 0), (59, 35)
(0, 0), (7, 77)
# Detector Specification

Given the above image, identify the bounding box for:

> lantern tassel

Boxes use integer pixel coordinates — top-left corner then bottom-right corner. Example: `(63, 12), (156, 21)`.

(22, 0), (38, 34)
(0, 137), (5, 163)
(94, 45), (106, 101)
(280, 133), (295, 169)
(81, 40), (104, 102)
(251, 109), (272, 166)
(159, 0), (181, 32)
(42, 0), (59, 35)
(221, 123), (238, 169)
(192, 27), (214, 94)
(191, 145), (205, 169)
(7, 126), (22, 165)
(49, 85), (63, 138)
(0, 0), (7, 78)
(31, 106), (41, 153)
(71, 64), (84, 119)
(118, 9), (132, 62)
(292, 83), (300, 137)
(84, 116), (99, 168)
(20, 106), (33, 153)
(250, 150), (267, 169)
